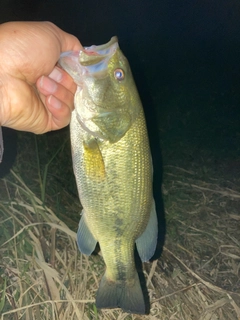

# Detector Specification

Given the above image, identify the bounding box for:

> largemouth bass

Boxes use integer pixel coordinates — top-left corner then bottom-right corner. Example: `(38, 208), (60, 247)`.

(58, 37), (158, 314)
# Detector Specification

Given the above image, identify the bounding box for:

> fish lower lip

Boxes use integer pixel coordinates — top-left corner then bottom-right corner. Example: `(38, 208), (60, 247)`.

(79, 37), (119, 68)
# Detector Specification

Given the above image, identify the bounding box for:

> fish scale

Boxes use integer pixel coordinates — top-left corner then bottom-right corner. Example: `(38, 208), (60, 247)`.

(72, 109), (151, 237)
(59, 36), (158, 314)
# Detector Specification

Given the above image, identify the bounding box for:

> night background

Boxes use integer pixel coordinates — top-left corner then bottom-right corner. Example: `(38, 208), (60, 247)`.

(1, 0), (240, 175)
(0, 1), (240, 318)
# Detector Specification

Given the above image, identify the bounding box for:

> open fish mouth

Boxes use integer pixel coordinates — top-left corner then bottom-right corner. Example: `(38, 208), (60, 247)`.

(59, 37), (119, 82)
(79, 36), (119, 78)
(80, 36), (119, 65)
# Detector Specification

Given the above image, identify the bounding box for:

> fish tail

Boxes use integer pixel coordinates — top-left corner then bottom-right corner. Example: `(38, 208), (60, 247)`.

(95, 271), (145, 314)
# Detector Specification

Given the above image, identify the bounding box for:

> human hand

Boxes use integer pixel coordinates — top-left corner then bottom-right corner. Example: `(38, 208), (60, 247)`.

(0, 21), (82, 134)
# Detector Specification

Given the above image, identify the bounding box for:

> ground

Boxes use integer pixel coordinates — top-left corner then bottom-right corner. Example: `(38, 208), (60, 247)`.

(0, 62), (240, 319)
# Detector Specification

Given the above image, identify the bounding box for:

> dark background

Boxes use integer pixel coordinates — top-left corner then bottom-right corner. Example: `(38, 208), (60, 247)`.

(1, 0), (240, 170)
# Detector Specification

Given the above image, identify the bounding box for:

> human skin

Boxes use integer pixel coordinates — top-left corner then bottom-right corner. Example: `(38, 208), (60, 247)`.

(0, 21), (82, 134)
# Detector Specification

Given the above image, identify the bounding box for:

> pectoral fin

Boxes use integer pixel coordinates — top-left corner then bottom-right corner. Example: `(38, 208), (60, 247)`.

(136, 198), (158, 262)
(83, 139), (106, 181)
(77, 211), (97, 255)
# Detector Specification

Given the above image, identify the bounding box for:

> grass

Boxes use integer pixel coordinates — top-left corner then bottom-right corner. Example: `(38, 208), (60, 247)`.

(0, 171), (98, 319)
(0, 137), (240, 319)
(0, 68), (240, 318)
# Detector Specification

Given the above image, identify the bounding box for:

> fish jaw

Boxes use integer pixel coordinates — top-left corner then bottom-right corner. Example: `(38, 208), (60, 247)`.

(58, 51), (84, 85)
(59, 37), (140, 143)
(58, 37), (119, 84)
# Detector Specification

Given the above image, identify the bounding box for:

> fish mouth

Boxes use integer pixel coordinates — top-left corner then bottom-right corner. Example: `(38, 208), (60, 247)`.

(79, 36), (119, 76)
(58, 36), (119, 83)
(80, 36), (118, 64)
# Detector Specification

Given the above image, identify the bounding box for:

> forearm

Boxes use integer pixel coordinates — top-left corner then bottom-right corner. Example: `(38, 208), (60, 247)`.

(0, 73), (5, 127)
(0, 74), (4, 162)
(0, 22), (11, 128)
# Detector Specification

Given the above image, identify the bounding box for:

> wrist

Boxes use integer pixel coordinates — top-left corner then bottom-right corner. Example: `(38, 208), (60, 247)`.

(0, 73), (8, 127)
(0, 73), (4, 162)
(0, 74), (3, 126)
(0, 73), (4, 126)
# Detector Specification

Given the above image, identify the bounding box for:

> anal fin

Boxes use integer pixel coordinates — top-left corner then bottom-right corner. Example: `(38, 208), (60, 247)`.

(136, 198), (158, 262)
(77, 211), (97, 255)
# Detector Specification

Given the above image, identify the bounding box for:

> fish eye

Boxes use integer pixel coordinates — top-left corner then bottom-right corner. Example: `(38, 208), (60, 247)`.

(114, 68), (125, 81)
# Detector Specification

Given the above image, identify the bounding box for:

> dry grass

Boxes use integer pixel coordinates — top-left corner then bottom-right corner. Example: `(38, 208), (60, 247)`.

(0, 166), (240, 319)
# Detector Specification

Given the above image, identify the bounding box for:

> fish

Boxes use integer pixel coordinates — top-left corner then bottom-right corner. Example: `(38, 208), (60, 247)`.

(58, 36), (158, 314)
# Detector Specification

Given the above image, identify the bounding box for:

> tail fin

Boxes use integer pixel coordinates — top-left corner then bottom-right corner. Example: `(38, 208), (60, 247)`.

(95, 272), (145, 314)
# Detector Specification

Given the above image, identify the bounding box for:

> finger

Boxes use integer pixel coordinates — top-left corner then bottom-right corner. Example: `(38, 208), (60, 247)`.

(48, 67), (77, 94)
(36, 75), (75, 110)
(37, 89), (72, 131)
(45, 95), (72, 130)
(36, 67), (77, 95)
(37, 75), (75, 132)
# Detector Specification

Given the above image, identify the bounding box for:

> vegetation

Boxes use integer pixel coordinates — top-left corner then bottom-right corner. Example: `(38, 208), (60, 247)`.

(0, 71), (240, 319)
